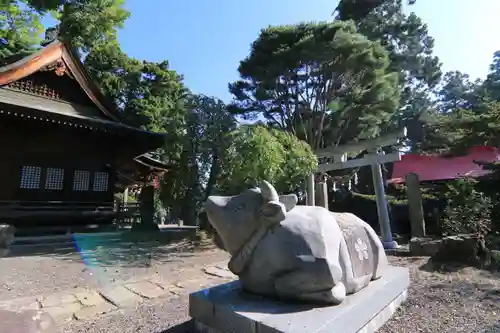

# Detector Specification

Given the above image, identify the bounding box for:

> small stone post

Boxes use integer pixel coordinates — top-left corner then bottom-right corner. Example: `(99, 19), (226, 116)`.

(405, 172), (426, 237)
(315, 176), (329, 209)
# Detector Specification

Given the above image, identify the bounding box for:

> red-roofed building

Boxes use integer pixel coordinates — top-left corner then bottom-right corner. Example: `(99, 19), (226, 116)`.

(388, 146), (500, 184)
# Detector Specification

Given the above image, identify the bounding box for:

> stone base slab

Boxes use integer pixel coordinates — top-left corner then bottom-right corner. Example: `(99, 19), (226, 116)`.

(189, 266), (409, 333)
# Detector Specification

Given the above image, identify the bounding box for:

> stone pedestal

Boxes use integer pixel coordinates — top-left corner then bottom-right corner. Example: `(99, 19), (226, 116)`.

(189, 266), (409, 333)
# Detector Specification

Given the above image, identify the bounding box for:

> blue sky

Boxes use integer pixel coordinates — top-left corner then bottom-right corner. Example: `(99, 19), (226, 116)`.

(94, 1), (500, 102)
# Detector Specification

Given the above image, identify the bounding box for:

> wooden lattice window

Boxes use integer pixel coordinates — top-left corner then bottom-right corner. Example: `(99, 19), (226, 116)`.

(92, 172), (109, 192)
(73, 170), (90, 191)
(20, 166), (42, 189)
(45, 168), (64, 190)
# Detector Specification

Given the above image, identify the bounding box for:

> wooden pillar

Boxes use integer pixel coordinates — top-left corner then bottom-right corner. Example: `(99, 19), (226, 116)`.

(306, 173), (315, 206)
(405, 173), (426, 238)
(370, 156), (397, 249)
(315, 177), (329, 209)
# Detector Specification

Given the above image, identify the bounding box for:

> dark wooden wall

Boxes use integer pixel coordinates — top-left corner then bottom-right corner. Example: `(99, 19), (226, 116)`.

(0, 115), (118, 204)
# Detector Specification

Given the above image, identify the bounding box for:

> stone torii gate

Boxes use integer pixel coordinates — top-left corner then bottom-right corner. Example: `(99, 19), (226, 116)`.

(306, 128), (407, 249)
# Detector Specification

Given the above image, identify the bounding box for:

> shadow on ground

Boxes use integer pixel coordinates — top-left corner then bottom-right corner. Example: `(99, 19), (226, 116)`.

(159, 320), (194, 333)
(59, 240), (197, 268)
(423, 281), (500, 305)
(5, 230), (201, 268)
(419, 258), (471, 273)
(419, 257), (500, 276)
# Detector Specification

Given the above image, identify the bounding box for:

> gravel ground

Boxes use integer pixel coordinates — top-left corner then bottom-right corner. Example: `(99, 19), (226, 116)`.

(61, 254), (500, 333)
(380, 256), (500, 333)
(0, 240), (228, 302)
(60, 295), (193, 333)
(3, 244), (500, 333)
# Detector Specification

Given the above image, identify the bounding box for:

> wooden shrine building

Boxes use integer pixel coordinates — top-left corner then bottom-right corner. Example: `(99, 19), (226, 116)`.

(0, 40), (168, 227)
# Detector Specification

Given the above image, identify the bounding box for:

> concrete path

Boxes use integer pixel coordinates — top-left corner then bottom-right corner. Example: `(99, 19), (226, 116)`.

(0, 261), (235, 324)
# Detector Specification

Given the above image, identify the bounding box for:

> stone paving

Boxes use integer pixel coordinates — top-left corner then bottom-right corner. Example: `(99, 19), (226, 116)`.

(0, 261), (235, 324)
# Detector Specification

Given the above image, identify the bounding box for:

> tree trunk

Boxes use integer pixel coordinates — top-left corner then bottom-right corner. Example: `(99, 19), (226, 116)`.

(180, 146), (200, 226)
(180, 165), (199, 226)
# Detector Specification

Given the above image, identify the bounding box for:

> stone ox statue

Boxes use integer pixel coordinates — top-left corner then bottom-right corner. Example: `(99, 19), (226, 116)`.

(204, 181), (388, 305)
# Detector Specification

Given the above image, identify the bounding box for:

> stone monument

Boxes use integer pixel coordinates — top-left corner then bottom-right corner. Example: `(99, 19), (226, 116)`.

(190, 181), (409, 333)
(405, 172), (426, 238)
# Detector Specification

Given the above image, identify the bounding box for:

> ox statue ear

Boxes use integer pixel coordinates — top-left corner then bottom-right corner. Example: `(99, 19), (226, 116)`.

(279, 194), (298, 212)
(259, 201), (286, 226)
(260, 180), (279, 202)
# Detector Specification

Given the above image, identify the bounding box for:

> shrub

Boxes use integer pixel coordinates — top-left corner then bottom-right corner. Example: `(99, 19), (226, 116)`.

(216, 125), (317, 195)
(473, 161), (500, 232)
(329, 192), (382, 232)
(330, 191), (446, 236)
(441, 178), (492, 237)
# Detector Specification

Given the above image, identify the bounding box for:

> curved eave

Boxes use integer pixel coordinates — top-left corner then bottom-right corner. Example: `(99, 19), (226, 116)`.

(134, 154), (171, 172)
(0, 39), (121, 121)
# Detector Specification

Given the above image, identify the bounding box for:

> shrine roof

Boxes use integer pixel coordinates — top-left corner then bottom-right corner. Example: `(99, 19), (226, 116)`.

(388, 146), (500, 184)
(0, 39), (122, 121)
(0, 39), (167, 152)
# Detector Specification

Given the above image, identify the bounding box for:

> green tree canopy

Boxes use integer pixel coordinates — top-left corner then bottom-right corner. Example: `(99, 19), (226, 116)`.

(416, 50), (500, 154)
(0, 0), (46, 59)
(216, 125), (317, 195)
(1, 0), (129, 59)
(85, 44), (186, 133)
(164, 94), (236, 224)
(337, 0), (442, 150)
(229, 21), (400, 151)
(437, 71), (478, 113)
(335, 0), (416, 21)
(436, 102), (500, 152)
(483, 51), (500, 102)
(56, 0), (129, 53)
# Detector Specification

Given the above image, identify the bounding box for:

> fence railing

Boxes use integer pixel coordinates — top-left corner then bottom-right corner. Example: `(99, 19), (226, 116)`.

(0, 200), (182, 226)
(114, 203), (184, 226)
